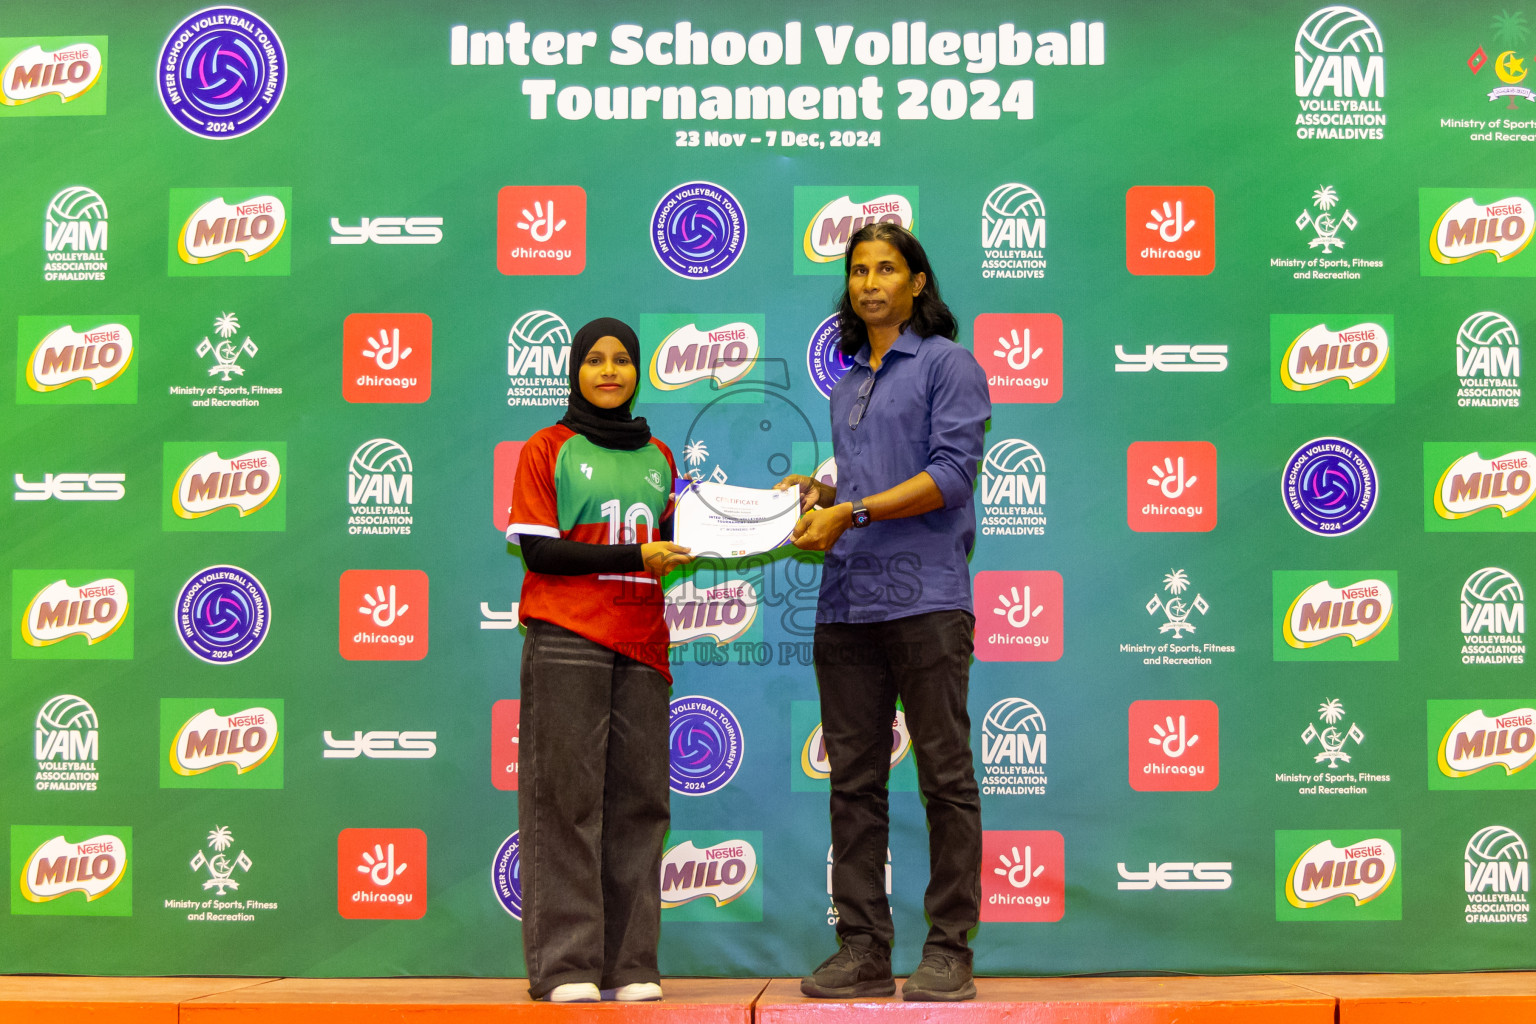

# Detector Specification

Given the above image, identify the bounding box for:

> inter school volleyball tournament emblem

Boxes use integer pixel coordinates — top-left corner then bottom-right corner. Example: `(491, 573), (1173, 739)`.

(668, 696), (744, 795)
(158, 7), (286, 139)
(651, 181), (746, 279)
(1282, 437), (1377, 536)
(807, 313), (852, 399)
(492, 832), (521, 919)
(176, 565), (270, 664)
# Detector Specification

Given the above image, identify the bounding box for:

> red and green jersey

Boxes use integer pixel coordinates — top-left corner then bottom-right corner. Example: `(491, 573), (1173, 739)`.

(508, 424), (677, 677)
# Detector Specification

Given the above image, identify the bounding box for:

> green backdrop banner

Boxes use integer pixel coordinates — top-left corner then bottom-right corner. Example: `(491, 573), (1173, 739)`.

(2, 0), (1533, 977)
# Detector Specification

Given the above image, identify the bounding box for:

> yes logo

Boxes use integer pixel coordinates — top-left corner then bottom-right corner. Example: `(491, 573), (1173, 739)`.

(10, 827), (131, 916)
(982, 830), (1064, 922)
(1125, 186), (1215, 275)
(164, 443), (285, 531)
(498, 185), (586, 275)
(160, 699), (283, 789)
(1421, 190), (1536, 277)
(1128, 700), (1219, 792)
(1428, 445), (1536, 529)
(12, 571), (132, 660)
(1272, 315), (1393, 403)
(975, 570), (1062, 662)
(0, 38), (108, 115)
(343, 314), (432, 403)
(660, 832), (762, 921)
(1429, 702), (1536, 789)
(168, 188), (292, 277)
(1277, 831), (1400, 921)
(1274, 571), (1398, 662)
(339, 570), (429, 661)
(337, 828), (426, 920)
(1127, 441), (1217, 532)
(16, 317), (137, 404)
(973, 314), (1062, 404)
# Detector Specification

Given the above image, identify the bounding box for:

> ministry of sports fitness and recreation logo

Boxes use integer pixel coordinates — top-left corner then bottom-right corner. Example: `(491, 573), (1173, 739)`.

(1430, 700), (1536, 790)
(652, 181), (746, 279)
(668, 696), (743, 796)
(1302, 698), (1367, 770)
(35, 694), (99, 793)
(1427, 443), (1536, 530)
(1276, 698), (1389, 796)
(1463, 825), (1530, 925)
(643, 314), (764, 402)
(1127, 441), (1217, 532)
(348, 439), (414, 536)
(169, 311), (284, 409)
(498, 185), (585, 275)
(1282, 437), (1376, 535)
(339, 570), (429, 661)
(343, 313), (432, 403)
(981, 183), (1046, 279)
(1457, 311), (1522, 407)
(1461, 567), (1526, 665)
(0, 37), (107, 116)
(186, 826), (252, 896)
(980, 438), (1047, 537)
(806, 313), (852, 399)
(1125, 186), (1214, 276)
(793, 186), (915, 276)
(1271, 315), (1393, 404)
(158, 8), (285, 138)
(1276, 831), (1400, 921)
(1123, 568), (1236, 664)
(507, 309), (571, 408)
(168, 188), (291, 276)
(1468, 11), (1536, 111)
(1275, 571), (1398, 662)
(43, 186), (108, 281)
(980, 698), (1047, 797)
(973, 314), (1062, 404)
(660, 832), (762, 921)
(974, 570), (1063, 662)
(1292, 6), (1386, 140)
(11, 827), (131, 917)
(13, 572), (132, 661)
(1129, 700), (1219, 792)
(161, 699), (283, 789)
(491, 831), (522, 919)
(981, 830), (1064, 922)
(164, 443), (285, 531)
(175, 566), (271, 665)
(1422, 189), (1536, 277)
(339, 828), (427, 920)
(17, 316), (137, 405)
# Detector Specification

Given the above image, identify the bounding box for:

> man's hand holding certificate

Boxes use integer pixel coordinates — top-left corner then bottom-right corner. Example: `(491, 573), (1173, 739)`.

(674, 480), (801, 557)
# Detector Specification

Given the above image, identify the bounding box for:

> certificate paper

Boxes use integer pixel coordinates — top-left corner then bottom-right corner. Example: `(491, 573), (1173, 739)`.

(674, 481), (801, 557)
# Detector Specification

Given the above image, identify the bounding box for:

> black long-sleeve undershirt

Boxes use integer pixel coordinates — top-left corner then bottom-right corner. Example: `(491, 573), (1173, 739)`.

(517, 516), (674, 576)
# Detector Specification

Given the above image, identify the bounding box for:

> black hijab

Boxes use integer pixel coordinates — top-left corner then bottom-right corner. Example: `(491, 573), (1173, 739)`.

(558, 317), (653, 451)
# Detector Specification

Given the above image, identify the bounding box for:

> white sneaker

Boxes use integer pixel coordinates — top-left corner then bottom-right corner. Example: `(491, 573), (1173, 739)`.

(547, 982), (600, 1003)
(604, 982), (663, 1002)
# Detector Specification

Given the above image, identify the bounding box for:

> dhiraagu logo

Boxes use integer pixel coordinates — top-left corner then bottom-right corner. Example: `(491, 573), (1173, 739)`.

(11, 826), (131, 916)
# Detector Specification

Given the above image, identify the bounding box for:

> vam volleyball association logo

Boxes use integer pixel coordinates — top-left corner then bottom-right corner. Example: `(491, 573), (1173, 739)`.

(980, 438), (1047, 536)
(35, 694), (100, 792)
(43, 186), (108, 281)
(668, 696), (743, 796)
(1292, 6), (1386, 140)
(506, 309), (571, 407)
(651, 181), (746, 279)
(1456, 312), (1521, 407)
(981, 183), (1046, 279)
(980, 698), (1047, 797)
(1281, 437), (1376, 535)
(347, 438), (413, 536)
(1461, 567), (1525, 665)
(158, 8), (285, 138)
(174, 566), (271, 665)
(0, 38), (107, 115)
(1463, 825), (1530, 924)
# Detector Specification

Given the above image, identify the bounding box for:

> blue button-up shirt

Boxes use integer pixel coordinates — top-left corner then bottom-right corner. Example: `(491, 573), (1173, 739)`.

(818, 328), (991, 624)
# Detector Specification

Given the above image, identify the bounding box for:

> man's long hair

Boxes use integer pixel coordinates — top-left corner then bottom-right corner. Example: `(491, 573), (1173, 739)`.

(835, 222), (957, 357)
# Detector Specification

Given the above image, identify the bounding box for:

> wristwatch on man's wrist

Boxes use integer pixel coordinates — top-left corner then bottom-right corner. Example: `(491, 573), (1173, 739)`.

(849, 503), (872, 528)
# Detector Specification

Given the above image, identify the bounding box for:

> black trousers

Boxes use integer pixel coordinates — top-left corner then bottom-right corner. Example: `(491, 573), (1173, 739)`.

(517, 619), (671, 997)
(813, 609), (982, 958)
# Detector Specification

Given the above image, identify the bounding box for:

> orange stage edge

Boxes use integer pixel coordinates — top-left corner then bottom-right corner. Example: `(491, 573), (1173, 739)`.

(0, 974), (1532, 1023)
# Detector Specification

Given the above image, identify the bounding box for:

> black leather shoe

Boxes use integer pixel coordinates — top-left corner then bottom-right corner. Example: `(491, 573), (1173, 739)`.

(800, 942), (895, 998)
(901, 950), (976, 1002)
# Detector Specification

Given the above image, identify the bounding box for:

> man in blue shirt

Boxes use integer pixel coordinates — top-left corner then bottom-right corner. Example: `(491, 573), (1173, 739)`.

(778, 223), (990, 1002)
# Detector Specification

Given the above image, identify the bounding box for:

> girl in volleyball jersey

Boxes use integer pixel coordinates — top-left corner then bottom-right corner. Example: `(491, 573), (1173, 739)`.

(506, 317), (692, 1003)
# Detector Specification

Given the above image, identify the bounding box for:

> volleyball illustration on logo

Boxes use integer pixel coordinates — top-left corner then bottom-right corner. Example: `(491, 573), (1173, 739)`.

(158, 7), (287, 138)
(47, 186), (107, 228)
(351, 438), (412, 477)
(1467, 824), (1527, 866)
(984, 698), (1047, 740)
(1295, 6), (1382, 61)
(985, 438), (1047, 477)
(668, 696), (743, 796)
(508, 309), (571, 352)
(1459, 312), (1520, 353)
(175, 565), (271, 664)
(983, 183), (1046, 223)
(37, 694), (98, 733)
(651, 181), (747, 279)
(1465, 567), (1523, 606)
(1281, 437), (1377, 536)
